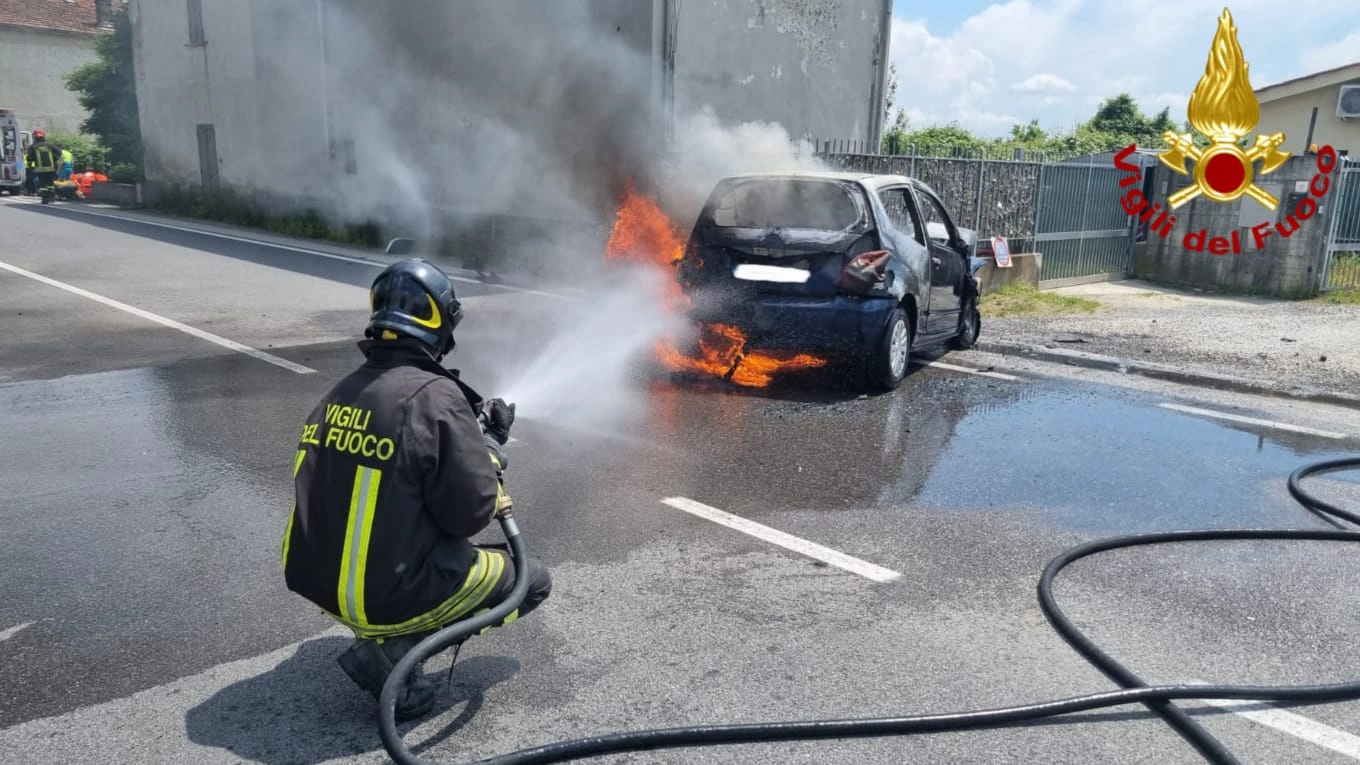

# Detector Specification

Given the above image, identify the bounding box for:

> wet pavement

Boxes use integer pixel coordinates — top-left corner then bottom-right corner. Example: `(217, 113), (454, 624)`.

(4, 199), (1360, 764)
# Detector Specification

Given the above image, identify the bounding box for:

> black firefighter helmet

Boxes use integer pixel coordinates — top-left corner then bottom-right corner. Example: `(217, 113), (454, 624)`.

(365, 258), (463, 357)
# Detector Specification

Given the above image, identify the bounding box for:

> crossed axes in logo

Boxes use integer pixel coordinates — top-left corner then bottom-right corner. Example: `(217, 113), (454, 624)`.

(1158, 130), (1292, 209)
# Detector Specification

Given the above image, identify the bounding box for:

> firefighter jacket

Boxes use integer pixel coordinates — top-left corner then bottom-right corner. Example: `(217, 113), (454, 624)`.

(26, 142), (57, 173)
(283, 338), (506, 636)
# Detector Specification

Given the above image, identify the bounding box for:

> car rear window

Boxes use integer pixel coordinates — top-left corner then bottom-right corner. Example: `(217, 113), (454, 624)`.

(706, 179), (862, 230)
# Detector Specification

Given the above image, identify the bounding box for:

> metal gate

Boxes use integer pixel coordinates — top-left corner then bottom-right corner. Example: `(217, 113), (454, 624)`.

(1034, 158), (1136, 287)
(1322, 157), (1360, 291)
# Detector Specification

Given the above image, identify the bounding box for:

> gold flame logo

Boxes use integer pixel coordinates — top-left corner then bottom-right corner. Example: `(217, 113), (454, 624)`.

(1157, 7), (1291, 210)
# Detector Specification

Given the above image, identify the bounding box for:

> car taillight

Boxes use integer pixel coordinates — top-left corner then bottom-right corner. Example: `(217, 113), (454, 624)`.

(837, 250), (890, 293)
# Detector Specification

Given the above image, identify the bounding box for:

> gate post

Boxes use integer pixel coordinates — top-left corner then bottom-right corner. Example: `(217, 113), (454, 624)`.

(1075, 161), (1095, 276)
(1031, 162), (1045, 253)
(1319, 161), (1349, 290)
(974, 161), (986, 231)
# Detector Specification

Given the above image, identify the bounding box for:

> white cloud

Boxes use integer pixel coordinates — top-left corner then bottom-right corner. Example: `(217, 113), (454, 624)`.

(1012, 73), (1076, 93)
(889, 20), (995, 96)
(1145, 92), (1189, 114)
(886, 1), (1360, 139)
(959, 107), (1022, 126)
(1301, 30), (1360, 74)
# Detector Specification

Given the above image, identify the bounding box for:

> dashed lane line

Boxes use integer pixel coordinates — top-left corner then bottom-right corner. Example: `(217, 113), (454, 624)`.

(1158, 403), (1348, 440)
(661, 497), (902, 582)
(0, 622), (33, 643)
(913, 359), (1020, 380)
(1196, 694), (1360, 760)
(0, 259), (316, 375)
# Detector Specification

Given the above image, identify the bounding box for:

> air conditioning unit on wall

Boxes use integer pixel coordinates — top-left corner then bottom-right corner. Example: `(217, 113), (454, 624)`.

(1338, 84), (1360, 119)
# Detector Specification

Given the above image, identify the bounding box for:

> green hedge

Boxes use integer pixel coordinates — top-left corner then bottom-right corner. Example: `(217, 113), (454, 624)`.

(44, 133), (108, 172)
(148, 183), (384, 248)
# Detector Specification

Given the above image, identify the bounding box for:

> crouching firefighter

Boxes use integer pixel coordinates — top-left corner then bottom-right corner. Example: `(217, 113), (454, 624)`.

(282, 257), (552, 721)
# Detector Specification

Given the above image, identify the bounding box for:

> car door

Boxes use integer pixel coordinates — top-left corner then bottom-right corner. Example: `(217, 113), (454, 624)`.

(910, 186), (965, 333)
(873, 185), (927, 282)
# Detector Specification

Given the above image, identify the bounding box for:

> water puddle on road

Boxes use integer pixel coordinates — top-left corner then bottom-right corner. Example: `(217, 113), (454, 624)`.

(908, 385), (1358, 534)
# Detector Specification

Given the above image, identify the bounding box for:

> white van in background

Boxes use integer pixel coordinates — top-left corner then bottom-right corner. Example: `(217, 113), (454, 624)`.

(1, 109), (29, 195)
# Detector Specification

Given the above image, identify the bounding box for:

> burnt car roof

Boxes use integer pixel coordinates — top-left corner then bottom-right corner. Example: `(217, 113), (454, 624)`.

(714, 171), (940, 197)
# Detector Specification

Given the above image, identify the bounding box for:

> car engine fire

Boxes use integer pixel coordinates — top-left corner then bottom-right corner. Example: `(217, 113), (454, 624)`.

(603, 180), (827, 388)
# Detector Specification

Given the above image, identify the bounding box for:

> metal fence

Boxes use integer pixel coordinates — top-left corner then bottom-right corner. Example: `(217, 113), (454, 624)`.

(1322, 157), (1360, 291)
(1033, 160), (1137, 284)
(814, 141), (1135, 285)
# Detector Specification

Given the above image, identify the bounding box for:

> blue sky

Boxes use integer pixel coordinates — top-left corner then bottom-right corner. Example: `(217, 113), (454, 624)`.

(887, 0), (1360, 138)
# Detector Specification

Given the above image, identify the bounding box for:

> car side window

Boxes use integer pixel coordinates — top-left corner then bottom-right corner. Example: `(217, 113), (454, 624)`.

(914, 190), (956, 246)
(878, 189), (924, 245)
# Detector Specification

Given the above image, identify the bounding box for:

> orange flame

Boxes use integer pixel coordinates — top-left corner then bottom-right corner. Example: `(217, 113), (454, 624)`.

(604, 179), (687, 311)
(604, 180), (827, 388)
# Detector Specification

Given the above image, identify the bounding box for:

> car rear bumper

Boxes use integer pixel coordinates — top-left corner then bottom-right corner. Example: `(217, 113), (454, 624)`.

(688, 294), (897, 354)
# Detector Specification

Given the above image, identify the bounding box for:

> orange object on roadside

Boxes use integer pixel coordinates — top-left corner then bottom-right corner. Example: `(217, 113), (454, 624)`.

(75, 170), (109, 198)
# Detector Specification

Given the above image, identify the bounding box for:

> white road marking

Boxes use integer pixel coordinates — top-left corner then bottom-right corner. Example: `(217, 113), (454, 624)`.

(660, 497), (902, 582)
(1197, 696), (1360, 760)
(0, 259), (316, 375)
(0, 622), (33, 642)
(1158, 403), (1348, 440)
(914, 359), (1020, 380)
(51, 205), (583, 302)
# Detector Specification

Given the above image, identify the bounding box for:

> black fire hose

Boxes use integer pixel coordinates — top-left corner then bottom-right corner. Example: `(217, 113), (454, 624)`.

(378, 507), (533, 765)
(378, 456), (1360, 765)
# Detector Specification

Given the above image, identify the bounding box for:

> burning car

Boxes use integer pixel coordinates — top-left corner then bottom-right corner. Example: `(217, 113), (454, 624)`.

(673, 172), (986, 390)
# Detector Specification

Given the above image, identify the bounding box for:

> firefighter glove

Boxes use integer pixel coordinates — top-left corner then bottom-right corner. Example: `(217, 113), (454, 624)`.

(480, 398), (515, 445)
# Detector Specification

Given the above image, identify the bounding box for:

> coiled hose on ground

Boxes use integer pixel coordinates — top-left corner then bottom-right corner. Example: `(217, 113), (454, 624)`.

(379, 456), (1360, 765)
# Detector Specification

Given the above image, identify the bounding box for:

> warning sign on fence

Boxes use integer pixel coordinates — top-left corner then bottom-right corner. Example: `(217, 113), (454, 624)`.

(992, 236), (1011, 268)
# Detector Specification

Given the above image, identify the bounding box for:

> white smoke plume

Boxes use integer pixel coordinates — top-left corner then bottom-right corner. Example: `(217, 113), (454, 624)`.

(257, 0), (835, 426)
(278, 1), (831, 261)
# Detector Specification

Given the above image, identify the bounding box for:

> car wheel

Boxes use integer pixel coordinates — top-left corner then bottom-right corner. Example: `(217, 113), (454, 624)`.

(950, 296), (981, 351)
(869, 307), (912, 390)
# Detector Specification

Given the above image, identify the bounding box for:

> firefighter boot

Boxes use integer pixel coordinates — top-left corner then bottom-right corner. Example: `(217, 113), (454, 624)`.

(337, 634), (437, 721)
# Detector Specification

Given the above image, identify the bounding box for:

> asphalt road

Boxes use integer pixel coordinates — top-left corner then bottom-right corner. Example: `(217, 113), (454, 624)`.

(4, 198), (1360, 765)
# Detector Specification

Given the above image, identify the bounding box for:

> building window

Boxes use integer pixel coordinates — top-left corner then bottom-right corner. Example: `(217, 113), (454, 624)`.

(187, 0), (205, 46)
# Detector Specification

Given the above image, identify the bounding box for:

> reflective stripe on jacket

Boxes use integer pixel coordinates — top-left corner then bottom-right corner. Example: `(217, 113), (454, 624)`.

(283, 338), (503, 633)
(28, 144), (57, 173)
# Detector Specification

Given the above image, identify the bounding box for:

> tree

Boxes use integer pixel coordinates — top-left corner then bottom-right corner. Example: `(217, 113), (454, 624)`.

(65, 4), (142, 177)
(884, 63), (898, 127)
(880, 64), (911, 152)
(1147, 106), (1176, 137)
(872, 92), (1218, 160)
(1008, 119), (1048, 145)
(898, 123), (988, 156)
(1087, 93), (1147, 136)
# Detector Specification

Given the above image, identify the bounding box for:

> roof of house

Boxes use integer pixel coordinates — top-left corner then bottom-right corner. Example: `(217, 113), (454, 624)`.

(1255, 61), (1360, 104)
(0, 0), (125, 36)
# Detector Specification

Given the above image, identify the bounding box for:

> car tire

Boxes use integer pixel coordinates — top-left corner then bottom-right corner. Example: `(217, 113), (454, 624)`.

(950, 295), (981, 351)
(869, 306), (912, 390)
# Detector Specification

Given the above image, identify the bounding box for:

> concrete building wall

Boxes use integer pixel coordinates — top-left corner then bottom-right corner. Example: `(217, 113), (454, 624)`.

(128, 0), (890, 251)
(0, 26), (99, 135)
(670, 0), (889, 146)
(128, 0), (260, 191)
(1253, 83), (1360, 156)
(1131, 154), (1337, 297)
